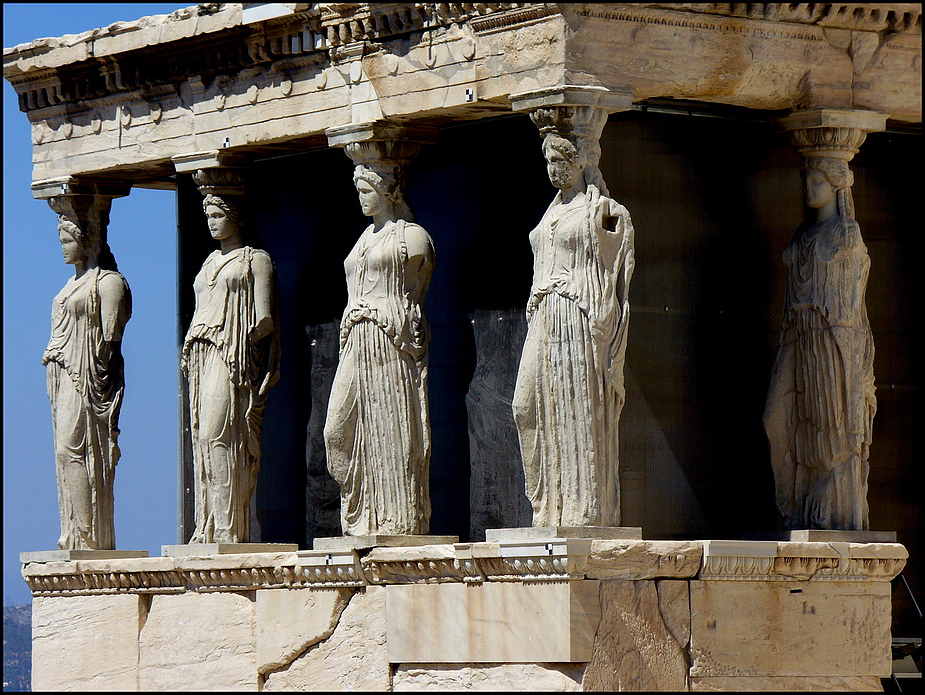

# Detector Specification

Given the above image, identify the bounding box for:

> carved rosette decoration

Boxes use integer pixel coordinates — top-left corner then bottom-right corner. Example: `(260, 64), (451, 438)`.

(40, 180), (132, 551)
(323, 123), (437, 537)
(510, 88), (636, 528)
(764, 109), (887, 532)
(181, 164), (281, 544)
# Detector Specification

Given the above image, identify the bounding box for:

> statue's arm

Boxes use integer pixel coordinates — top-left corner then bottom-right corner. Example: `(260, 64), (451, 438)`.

(250, 252), (276, 343)
(402, 224), (436, 302)
(98, 273), (130, 342)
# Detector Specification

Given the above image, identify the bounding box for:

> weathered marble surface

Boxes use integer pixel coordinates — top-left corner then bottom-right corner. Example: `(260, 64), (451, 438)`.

(582, 580), (689, 692)
(466, 308), (532, 540)
(689, 675), (884, 692)
(262, 586), (391, 691)
(44, 200), (131, 551)
(139, 591), (257, 691)
(690, 580), (892, 677)
(255, 587), (353, 675)
(393, 663), (586, 691)
(32, 593), (141, 691)
(385, 581), (601, 663)
(585, 540), (703, 580)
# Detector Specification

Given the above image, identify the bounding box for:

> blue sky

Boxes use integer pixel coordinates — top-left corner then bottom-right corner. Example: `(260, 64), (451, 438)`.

(3, 4), (191, 606)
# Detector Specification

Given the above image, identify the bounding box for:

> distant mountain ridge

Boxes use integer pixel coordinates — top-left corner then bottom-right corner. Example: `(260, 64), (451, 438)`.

(3, 604), (31, 692)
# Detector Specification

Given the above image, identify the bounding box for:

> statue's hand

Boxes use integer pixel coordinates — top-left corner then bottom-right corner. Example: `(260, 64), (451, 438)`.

(250, 316), (273, 343)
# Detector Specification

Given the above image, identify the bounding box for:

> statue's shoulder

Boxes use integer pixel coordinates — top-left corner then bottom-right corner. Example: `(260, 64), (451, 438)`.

(399, 221), (435, 257)
(245, 246), (276, 278)
(599, 194), (630, 220)
(97, 269), (129, 293)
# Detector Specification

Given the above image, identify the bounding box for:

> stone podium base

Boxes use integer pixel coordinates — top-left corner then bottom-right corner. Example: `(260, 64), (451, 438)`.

(21, 538), (906, 691)
(313, 535), (459, 551)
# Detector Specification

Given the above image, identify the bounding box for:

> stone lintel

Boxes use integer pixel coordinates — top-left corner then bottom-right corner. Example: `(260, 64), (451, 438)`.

(325, 121), (439, 149)
(21, 550), (149, 563)
(777, 108), (888, 134)
(313, 535), (459, 551)
(788, 529), (898, 543)
(170, 150), (249, 174)
(162, 543), (298, 556)
(486, 525), (642, 542)
(509, 85), (635, 113)
(31, 176), (131, 200)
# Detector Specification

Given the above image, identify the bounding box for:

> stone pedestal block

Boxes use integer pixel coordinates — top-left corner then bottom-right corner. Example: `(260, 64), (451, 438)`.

(32, 593), (142, 691)
(385, 580), (601, 663)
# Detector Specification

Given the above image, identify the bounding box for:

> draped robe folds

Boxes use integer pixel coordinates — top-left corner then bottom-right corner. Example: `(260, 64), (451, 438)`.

(43, 267), (131, 550)
(764, 213), (876, 531)
(513, 186), (635, 527)
(324, 220), (435, 536)
(182, 247), (280, 543)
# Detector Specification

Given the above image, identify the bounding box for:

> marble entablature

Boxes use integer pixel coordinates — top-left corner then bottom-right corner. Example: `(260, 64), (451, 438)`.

(3, 3), (921, 188)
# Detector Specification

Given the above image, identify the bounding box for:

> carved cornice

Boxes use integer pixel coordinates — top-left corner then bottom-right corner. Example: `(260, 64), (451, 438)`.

(22, 539), (908, 597)
(698, 540), (908, 582)
(632, 3), (922, 34)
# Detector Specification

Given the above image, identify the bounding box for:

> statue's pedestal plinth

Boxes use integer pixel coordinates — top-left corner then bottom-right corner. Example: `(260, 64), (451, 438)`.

(486, 526), (642, 542)
(161, 543), (298, 556)
(20, 549), (149, 562)
(788, 529), (898, 543)
(313, 535), (459, 551)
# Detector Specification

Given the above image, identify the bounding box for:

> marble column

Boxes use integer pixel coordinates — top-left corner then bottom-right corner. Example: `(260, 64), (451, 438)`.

(764, 108), (887, 532)
(33, 178), (132, 551)
(508, 87), (637, 530)
(172, 153), (282, 544)
(322, 123), (438, 537)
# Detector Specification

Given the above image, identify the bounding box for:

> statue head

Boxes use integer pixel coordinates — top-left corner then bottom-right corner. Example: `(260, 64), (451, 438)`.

(531, 106), (609, 196)
(202, 193), (245, 242)
(57, 217), (89, 266)
(54, 213), (119, 271)
(352, 161), (414, 223)
(801, 156), (855, 219)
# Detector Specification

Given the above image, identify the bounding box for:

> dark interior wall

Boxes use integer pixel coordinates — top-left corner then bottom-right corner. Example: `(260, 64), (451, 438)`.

(177, 110), (921, 633)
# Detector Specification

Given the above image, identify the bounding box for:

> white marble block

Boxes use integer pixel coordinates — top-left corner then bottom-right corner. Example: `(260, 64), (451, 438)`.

(138, 591), (258, 691)
(32, 593), (142, 691)
(386, 580), (601, 663)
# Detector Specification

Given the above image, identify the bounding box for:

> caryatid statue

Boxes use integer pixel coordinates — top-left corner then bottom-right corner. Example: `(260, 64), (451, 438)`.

(511, 92), (636, 528)
(764, 109), (886, 531)
(181, 167), (281, 544)
(43, 190), (132, 550)
(324, 127), (436, 536)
